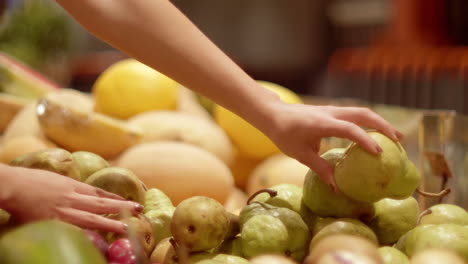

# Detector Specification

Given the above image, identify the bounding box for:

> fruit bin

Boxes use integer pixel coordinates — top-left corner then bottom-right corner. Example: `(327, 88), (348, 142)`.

(303, 95), (468, 210)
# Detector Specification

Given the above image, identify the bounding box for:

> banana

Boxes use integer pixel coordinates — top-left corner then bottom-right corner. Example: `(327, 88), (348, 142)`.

(37, 95), (143, 159)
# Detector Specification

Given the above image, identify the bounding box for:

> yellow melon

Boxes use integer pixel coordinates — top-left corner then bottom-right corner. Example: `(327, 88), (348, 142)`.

(246, 154), (309, 196)
(229, 149), (263, 190)
(128, 111), (233, 165)
(0, 136), (55, 164)
(116, 141), (234, 205)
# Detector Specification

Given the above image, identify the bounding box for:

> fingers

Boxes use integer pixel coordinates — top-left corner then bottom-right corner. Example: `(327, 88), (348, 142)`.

(327, 120), (382, 154)
(60, 208), (128, 234)
(70, 195), (143, 215)
(301, 151), (337, 192)
(334, 107), (403, 141)
(73, 182), (126, 201)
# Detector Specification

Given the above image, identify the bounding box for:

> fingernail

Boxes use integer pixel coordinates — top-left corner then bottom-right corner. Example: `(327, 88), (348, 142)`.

(122, 223), (129, 234)
(396, 131), (404, 140)
(376, 145), (383, 153)
(134, 203), (144, 213)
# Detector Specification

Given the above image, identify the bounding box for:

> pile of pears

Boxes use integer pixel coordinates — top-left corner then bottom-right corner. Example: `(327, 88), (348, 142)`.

(0, 131), (467, 264)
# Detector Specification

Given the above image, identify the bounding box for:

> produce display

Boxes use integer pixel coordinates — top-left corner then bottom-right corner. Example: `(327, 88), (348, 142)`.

(0, 56), (467, 264)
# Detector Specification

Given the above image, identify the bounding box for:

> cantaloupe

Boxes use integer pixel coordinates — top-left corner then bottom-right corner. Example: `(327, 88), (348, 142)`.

(0, 136), (55, 164)
(116, 141), (234, 205)
(223, 187), (248, 215)
(246, 154), (309, 196)
(229, 150), (262, 190)
(128, 111), (233, 165)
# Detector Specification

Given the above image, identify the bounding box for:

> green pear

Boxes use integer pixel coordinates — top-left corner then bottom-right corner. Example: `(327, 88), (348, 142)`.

(335, 132), (420, 203)
(212, 253), (249, 264)
(378, 246), (409, 264)
(216, 236), (243, 257)
(404, 224), (468, 261)
(144, 188), (174, 213)
(241, 214), (289, 259)
(250, 184), (318, 230)
(419, 204), (468, 226)
(303, 148), (374, 219)
(11, 148), (80, 181)
(171, 196), (230, 252)
(310, 218), (378, 250)
(239, 202), (311, 261)
(145, 206), (174, 244)
(85, 167), (146, 204)
(71, 151), (109, 181)
(369, 197), (419, 245)
(410, 248), (466, 264)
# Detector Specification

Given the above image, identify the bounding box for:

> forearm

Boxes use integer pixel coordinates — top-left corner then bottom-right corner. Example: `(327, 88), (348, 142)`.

(56, 0), (281, 131)
(0, 164), (15, 210)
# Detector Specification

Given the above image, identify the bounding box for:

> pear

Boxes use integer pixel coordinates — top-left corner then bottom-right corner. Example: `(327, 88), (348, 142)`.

(377, 246), (409, 264)
(150, 237), (172, 263)
(306, 234), (382, 264)
(211, 253), (249, 264)
(310, 218), (378, 250)
(410, 248), (466, 264)
(144, 188), (176, 244)
(11, 148), (80, 180)
(250, 184), (318, 229)
(85, 167), (146, 204)
(171, 196), (230, 252)
(144, 188), (174, 213)
(107, 214), (156, 257)
(404, 224), (468, 261)
(239, 202), (311, 261)
(216, 236), (243, 257)
(369, 197), (419, 245)
(240, 214), (289, 259)
(313, 251), (382, 264)
(335, 132), (420, 203)
(419, 204), (468, 226)
(71, 151), (109, 181)
(303, 148), (374, 219)
(249, 254), (297, 264)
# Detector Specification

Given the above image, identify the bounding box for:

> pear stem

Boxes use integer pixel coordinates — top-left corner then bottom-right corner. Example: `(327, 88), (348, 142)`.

(417, 208), (432, 225)
(416, 187), (451, 198)
(246, 189), (278, 205)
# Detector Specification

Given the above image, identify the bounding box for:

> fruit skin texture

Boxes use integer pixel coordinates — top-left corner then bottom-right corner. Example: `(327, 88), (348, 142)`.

(249, 254), (297, 264)
(93, 58), (178, 119)
(369, 197), (419, 245)
(144, 188), (175, 244)
(410, 248), (466, 264)
(11, 148), (81, 181)
(377, 246), (409, 264)
(171, 196), (230, 252)
(239, 202), (311, 261)
(85, 167), (146, 204)
(303, 148), (374, 219)
(72, 151), (110, 182)
(335, 132), (420, 203)
(241, 214), (289, 259)
(128, 110), (233, 165)
(310, 218), (378, 249)
(419, 204), (468, 226)
(117, 142), (234, 205)
(214, 81), (302, 159)
(0, 220), (106, 264)
(404, 224), (468, 261)
(108, 238), (138, 264)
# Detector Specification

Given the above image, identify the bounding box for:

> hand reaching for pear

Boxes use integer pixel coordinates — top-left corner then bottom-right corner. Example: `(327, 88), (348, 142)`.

(0, 164), (143, 234)
(263, 102), (403, 190)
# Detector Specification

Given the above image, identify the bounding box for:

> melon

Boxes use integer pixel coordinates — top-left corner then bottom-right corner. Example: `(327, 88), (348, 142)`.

(2, 103), (44, 142)
(128, 111), (233, 165)
(117, 142), (234, 204)
(246, 154), (309, 196)
(229, 150), (262, 190)
(0, 220), (106, 264)
(0, 136), (55, 163)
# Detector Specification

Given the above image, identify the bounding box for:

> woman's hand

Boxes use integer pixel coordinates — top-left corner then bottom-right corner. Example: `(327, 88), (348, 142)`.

(264, 102), (403, 190)
(0, 165), (142, 234)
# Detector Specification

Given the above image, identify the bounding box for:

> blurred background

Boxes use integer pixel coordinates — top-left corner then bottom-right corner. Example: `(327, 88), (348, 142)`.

(0, 0), (466, 205)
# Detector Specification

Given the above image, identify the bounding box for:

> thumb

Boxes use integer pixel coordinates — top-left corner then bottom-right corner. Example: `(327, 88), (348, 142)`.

(305, 152), (337, 192)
